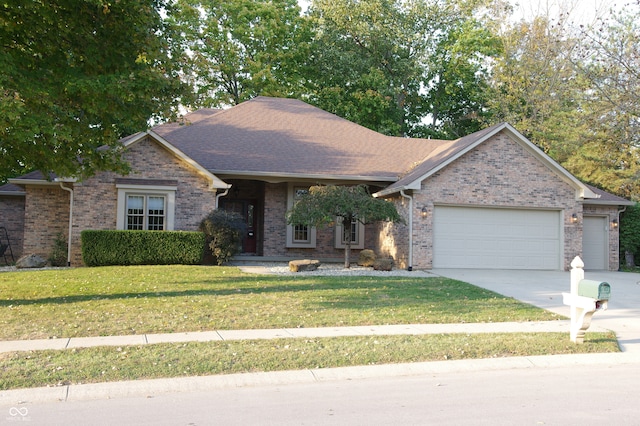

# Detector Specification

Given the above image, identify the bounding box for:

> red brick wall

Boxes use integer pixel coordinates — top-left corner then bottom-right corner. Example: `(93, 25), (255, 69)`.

(0, 195), (25, 262)
(262, 182), (375, 261)
(382, 132), (584, 270)
(66, 136), (218, 265)
(23, 186), (70, 262)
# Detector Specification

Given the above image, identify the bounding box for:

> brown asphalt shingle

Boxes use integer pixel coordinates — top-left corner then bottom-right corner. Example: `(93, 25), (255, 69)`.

(152, 96), (442, 180)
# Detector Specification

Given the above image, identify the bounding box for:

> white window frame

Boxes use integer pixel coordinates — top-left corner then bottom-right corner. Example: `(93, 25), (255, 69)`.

(334, 217), (365, 249)
(116, 184), (176, 231)
(285, 184), (316, 248)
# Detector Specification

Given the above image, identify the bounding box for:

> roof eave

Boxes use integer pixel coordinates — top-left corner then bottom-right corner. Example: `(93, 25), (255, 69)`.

(0, 190), (25, 196)
(214, 170), (396, 185)
(583, 199), (635, 206)
(8, 178), (59, 187)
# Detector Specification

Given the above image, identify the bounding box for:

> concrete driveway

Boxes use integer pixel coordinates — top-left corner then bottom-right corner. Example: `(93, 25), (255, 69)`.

(430, 268), (640, 352)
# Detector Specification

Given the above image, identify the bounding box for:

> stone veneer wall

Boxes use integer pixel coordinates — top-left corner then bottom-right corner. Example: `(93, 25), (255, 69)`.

(583, 204), (621, 270)
(0, 195), (25, 262)
(381, 132), (583, 270)
(22, 186), (70, 262)
(67, 136), (218, 265)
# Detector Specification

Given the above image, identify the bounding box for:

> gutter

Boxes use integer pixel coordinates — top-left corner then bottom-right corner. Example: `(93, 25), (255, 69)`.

(58, 182), (74, 266)
(400, 190), (413, 271)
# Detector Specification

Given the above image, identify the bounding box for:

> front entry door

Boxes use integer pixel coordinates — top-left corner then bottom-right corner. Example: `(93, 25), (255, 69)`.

(220, 200), (257, 254)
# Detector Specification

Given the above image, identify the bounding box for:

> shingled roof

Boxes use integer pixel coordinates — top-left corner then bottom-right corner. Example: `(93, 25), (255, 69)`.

(151, 96), (442, 182)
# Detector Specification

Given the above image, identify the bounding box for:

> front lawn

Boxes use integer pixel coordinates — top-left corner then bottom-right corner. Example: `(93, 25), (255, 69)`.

(0, 265), (619, 390)
(0, 265), (561, 340)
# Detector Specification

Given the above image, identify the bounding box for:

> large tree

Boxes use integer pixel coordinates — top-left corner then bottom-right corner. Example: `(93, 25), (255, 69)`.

(485, 14), (589, 160)
(304, 0), (501, 138)
(0, 0), (187, 182)
(565, 4), (640, 199)
(172, 0), (311, 107)
(486, 3), (640, 200)
(286, 185), (403, 268)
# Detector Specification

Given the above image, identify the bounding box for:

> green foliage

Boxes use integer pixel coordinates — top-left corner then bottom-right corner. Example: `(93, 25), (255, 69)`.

(286, 185), (403, 267)
(485, 6), (640, 200)
(81, 230), (205, 266)
(286, 185), (403, 229)
(0, 0), (189, 182)
(305, 0), (500, 137)
(620, 204), (640, 256)
(199, 209), (247, 265)
(172, 0), (310, 107)
(48, 232), (68, 267)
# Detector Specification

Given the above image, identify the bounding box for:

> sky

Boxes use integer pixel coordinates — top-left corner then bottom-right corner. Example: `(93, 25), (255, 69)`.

(512, 0), (624, 25)
(297, 0), (625, 25)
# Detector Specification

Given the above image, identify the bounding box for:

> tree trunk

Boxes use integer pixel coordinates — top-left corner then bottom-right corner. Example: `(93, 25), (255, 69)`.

(344, 244), (351, 268)
(343, 220), (352, 268)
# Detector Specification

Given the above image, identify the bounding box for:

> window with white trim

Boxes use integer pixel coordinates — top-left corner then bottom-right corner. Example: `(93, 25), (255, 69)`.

(116, 181), (176, 231)
(335, 217), (365, 249)
(286, 184), (316, 248)
(125, 194), (166, 230)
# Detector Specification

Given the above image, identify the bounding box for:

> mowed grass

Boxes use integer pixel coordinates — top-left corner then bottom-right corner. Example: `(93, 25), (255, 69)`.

(0, 265), (620, 390)
(0, 265), (562, 340)
(0, 332), (618, 390)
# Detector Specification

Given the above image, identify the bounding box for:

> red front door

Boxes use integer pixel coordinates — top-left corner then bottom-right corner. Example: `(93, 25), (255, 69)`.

(220, 200), (257, 254)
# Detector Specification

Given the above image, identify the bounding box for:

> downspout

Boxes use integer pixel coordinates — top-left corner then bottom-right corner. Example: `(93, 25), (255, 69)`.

(215, 188), (230, 209)
(59, 183), (73, 267)
(400, 190), (413, 271)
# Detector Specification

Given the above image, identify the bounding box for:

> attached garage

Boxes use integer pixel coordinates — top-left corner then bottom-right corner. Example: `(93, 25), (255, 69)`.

(582, 216), (608, 270)
(433, 206), (562, 270)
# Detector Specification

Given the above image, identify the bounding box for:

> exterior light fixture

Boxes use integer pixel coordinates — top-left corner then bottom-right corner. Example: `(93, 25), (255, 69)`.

(571, 213), (579, 224)
(421, 207), (428, 217)
(612, 218), (619, 229)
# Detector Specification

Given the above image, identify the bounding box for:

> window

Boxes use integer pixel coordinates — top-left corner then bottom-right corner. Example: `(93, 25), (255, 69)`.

(286, 184), (316, 247)
(335, 217), (365, 249)
(116, 180), (176, 231)
(126, 194), (166, 230)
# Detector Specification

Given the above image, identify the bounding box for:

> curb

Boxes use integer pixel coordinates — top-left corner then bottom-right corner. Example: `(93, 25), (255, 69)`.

(2, 351), (640, 406)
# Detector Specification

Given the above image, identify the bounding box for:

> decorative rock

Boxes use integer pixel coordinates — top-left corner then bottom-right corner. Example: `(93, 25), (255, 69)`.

(16, 254), (48, 269)
(289, 259), (321, 272)
(357, 249), (376, 267)
(373, 258), (394, 271)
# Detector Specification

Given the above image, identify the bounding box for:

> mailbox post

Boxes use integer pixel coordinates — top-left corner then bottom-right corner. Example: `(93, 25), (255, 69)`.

(562, 256), (610, 343)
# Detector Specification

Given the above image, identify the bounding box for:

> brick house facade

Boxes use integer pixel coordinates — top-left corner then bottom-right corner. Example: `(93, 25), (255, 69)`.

(1, 97), (632, 270)
(0, 185), (25, 263)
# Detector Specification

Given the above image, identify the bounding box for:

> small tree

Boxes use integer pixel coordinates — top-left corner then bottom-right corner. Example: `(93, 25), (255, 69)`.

(199, 209), (247, 265)
(48, 232), (68, 267)
(286, 185), (404, 268)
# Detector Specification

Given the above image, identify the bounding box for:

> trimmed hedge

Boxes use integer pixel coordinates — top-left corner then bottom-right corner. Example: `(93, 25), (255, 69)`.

(81, 230), (205, 266)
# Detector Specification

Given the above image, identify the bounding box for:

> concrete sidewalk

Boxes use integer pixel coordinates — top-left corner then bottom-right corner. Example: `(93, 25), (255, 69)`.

(0, 320), (591, 354)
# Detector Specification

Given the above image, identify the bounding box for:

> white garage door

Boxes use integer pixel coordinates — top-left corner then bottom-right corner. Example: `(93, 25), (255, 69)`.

(433, 206), (561, 270)
(582, 216), (607, 270)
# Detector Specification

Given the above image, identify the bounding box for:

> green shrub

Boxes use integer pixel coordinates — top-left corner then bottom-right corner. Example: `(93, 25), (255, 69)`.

(199, 209), (247, 265)
(81, 230), (205, 266)
(620, 203), (640, 267)
(48, 232), (68, 267)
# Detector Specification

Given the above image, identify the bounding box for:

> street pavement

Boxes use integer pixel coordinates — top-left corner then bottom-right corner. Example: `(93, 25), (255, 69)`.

(1, 266), (640, 408)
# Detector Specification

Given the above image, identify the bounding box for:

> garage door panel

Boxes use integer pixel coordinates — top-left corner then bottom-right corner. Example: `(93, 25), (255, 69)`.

(433, 206), (561, 270)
